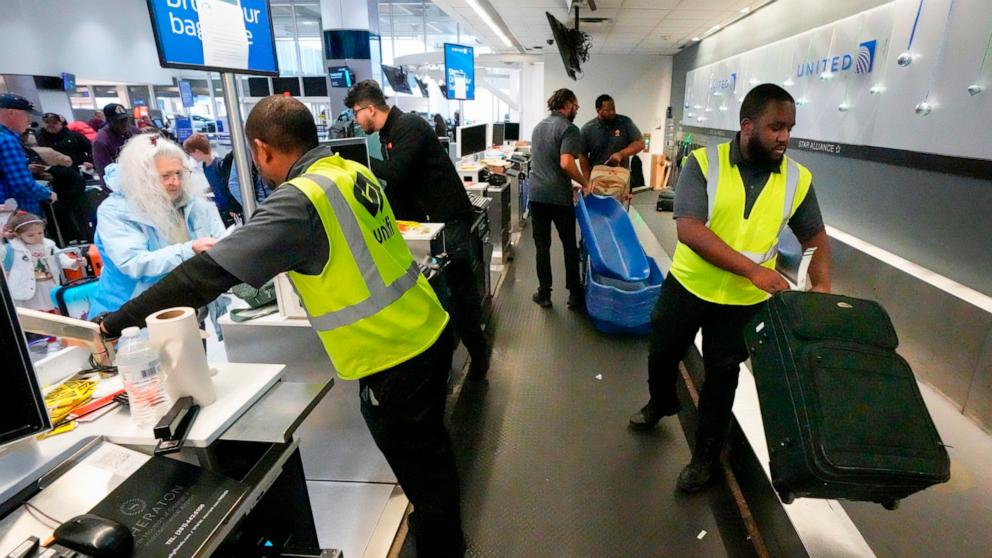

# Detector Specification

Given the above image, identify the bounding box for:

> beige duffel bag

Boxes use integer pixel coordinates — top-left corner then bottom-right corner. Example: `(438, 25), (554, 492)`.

(589, 165), (630, 200)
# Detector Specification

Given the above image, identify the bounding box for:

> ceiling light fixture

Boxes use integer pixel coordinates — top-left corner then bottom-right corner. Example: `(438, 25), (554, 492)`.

(708, 25), (721, 33)
(692, 37), (701, 42)
(741, 7), (750, 14)
(466, 0), (513, 48)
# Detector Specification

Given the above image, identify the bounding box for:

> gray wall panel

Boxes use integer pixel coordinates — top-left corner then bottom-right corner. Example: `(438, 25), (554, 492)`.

(963, 330), (992, 429)
(830, 240), (990, 412)
(798, 152), (992, 298)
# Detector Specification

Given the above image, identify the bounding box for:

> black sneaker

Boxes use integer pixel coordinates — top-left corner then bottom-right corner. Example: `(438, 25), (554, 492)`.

(676, 461), (717, 493)
(532, 290), (552, 308)
(567, 291), (585, 310)
(677, 436), (722, 493)
(628, 400), (681, 430)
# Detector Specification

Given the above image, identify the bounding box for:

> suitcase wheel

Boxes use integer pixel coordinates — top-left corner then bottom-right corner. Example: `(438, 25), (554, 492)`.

(770, 467), (795, 504)
(881, 499), (900, 511)
(776, 486), (795, 505)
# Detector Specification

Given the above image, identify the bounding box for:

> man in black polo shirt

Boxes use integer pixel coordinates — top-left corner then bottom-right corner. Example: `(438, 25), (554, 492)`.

(345, 80), (491, 377)
(581, 94), (644, 169)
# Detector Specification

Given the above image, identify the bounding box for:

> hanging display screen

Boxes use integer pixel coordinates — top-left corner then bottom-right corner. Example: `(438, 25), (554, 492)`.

(146, 0), (278, 76)
(444, 43), (475, 100)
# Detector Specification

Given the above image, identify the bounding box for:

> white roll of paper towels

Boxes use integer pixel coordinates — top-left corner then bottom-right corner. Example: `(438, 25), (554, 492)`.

(146, 307), (216, 406)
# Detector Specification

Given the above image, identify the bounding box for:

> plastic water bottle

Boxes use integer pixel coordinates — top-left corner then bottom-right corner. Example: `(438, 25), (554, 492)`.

(117, 327), (172, 427)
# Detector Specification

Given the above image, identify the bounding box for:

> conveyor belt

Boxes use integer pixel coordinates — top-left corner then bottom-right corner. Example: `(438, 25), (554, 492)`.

(399, 222), (756, 556)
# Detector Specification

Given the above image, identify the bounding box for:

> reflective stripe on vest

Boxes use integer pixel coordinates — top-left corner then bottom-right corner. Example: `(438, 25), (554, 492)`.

(704, 144), (801, 264)
(299, 173), (422, 332)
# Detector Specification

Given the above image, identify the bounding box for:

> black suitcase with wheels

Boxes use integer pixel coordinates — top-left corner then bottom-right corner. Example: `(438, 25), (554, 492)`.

(744, 291), (950, 509)
(656, 187), (675, 211)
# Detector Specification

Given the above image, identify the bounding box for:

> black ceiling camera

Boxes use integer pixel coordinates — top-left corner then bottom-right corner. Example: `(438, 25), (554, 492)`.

(547, 39), (554, 45)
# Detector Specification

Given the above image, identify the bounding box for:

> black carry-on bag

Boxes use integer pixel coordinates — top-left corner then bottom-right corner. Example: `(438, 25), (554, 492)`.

(744, 291), (950, 509)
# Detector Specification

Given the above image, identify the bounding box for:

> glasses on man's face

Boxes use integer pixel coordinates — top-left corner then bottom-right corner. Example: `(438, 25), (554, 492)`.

(159, 170), (190, 183)
(354, 105), (373, 116)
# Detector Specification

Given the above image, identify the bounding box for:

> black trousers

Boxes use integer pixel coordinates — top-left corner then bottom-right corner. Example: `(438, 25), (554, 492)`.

(442, 216), (488, 362)
(529, 201), (580, 294)
(359, 326), (465, 557)
(647, 275), (764, 448)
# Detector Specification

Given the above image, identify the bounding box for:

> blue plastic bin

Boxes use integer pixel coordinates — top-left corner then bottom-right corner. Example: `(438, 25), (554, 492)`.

(576, 195), (650, 282)
(585, 256), (664, 335)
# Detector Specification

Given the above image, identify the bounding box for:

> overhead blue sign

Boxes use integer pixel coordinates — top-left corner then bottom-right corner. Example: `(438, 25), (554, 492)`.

(61, 72), (76, 92)
(175, 116), (194, 142)
(444, 43), (474, 100)
(146, 0), (278, 76)
(179, 80), (195, 107)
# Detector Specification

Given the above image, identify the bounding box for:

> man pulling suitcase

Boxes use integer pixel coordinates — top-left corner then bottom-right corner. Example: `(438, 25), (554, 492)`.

(628, 83), (833, 493)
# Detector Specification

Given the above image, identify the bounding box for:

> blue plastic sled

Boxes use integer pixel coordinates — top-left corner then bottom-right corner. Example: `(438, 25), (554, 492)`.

(575, 195), (650, 282)
(584, 256), (664, 335)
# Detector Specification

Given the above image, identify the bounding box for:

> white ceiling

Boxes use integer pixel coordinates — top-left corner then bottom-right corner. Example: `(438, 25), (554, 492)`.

(431, 0), (773, 56)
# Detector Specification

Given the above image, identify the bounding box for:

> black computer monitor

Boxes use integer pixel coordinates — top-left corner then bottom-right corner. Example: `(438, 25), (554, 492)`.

(504, 122), (520, 141)
(0, 273), (51, 449)
(381, 65), (412, 94)
(491, 122), (505, 146)
(456, 124), (486, 157)
(321, 137), (370, 168)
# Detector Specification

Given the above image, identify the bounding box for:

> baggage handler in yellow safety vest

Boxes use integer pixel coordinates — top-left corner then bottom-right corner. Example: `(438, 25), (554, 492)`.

(628, 84), (833, 493)
(98, 96), (467, 556)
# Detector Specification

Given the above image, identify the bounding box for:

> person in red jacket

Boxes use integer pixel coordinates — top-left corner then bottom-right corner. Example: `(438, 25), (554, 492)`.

(68, 120), (97, 142)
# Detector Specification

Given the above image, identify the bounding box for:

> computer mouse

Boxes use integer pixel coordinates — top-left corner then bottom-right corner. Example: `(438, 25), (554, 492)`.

(53, 514), (134, 558)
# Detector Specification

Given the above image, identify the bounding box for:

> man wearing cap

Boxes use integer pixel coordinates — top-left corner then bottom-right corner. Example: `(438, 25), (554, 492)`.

(37, 112), (93, 168)
(0, 93), (57, 214)
(92, 103), (138, 182)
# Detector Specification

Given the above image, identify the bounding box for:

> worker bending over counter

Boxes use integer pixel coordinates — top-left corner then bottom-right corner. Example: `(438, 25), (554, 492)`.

(97, 96), (467, 557)
(345, 79), (491, 378)
(630, 84), (833, 494)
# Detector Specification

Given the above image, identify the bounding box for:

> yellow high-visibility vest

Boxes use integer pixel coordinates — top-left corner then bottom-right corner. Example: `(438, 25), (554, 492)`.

(285, 154), (448, 380)
(669, 142), (812, 305)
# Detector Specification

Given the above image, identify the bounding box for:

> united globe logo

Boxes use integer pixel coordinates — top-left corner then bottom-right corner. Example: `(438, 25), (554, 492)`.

(856, 40), (877, 74)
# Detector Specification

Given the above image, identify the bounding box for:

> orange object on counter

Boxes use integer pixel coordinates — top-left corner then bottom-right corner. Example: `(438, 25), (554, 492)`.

(397, 220), (420, 234)
(88, 245), (103, 276)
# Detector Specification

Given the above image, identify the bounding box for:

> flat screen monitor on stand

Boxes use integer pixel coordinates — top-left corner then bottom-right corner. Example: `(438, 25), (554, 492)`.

(0, 272), (52, 452)
(456, 124), (487, 159)
(320, 137), (371, 168)
(504, 122), (520, 142)
(491, 123), (505, 147)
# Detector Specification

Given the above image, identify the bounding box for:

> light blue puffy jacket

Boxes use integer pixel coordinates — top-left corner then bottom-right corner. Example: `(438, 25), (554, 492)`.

(88, 166), (227, 323)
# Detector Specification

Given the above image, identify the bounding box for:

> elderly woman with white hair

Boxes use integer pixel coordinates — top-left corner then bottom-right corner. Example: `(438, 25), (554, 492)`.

(88, 134), (226, 321)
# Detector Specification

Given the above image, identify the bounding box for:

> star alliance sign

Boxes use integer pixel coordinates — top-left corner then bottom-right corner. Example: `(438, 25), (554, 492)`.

(796, 40), (877, 79)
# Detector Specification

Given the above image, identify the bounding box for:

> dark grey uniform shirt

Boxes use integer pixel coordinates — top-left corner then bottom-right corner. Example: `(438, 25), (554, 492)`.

(528, 113), (584, 207)
(673, 134), (824, 242)
(581, 114), (642, 168)
(209, 146), (335, 286)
